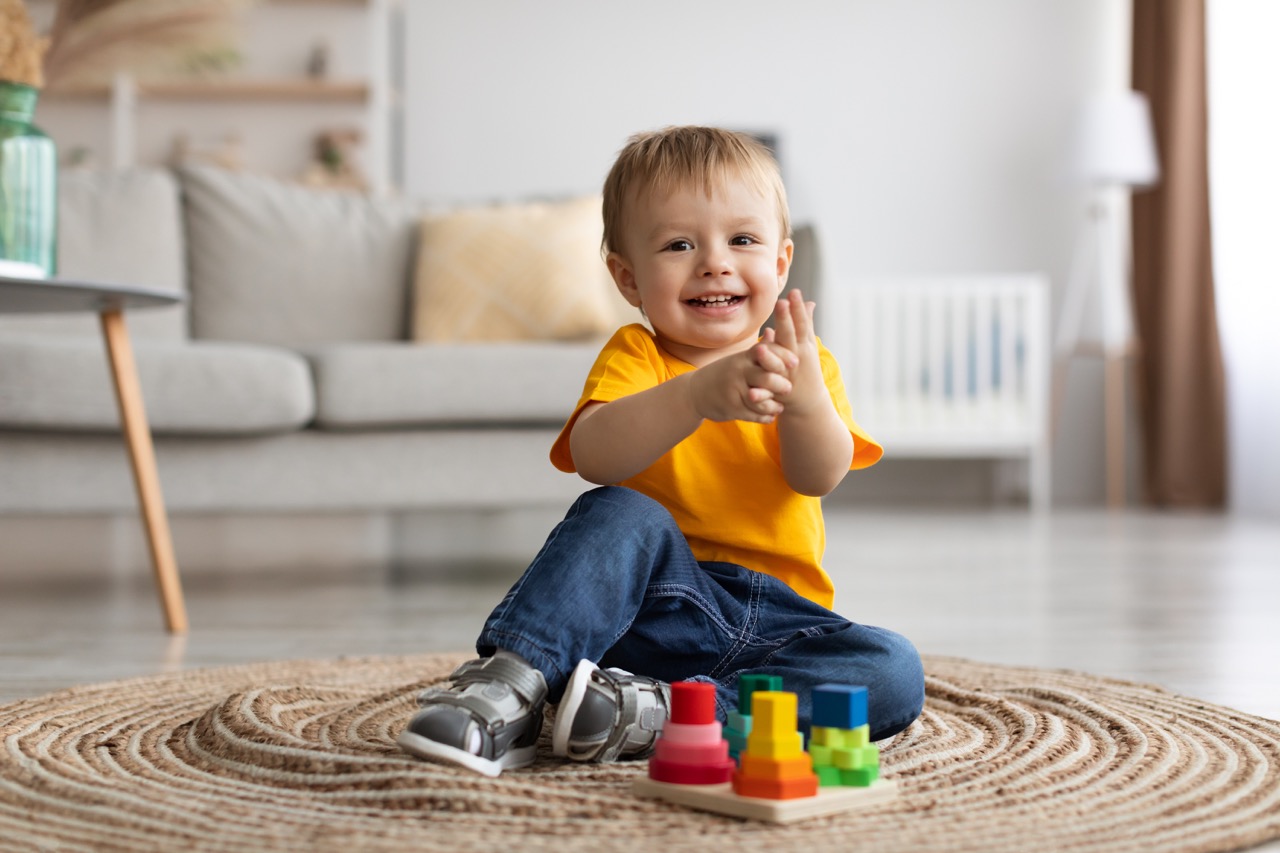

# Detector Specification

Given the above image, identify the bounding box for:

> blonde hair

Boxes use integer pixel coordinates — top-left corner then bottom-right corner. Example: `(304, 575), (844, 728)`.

(601, 126), (790, 257)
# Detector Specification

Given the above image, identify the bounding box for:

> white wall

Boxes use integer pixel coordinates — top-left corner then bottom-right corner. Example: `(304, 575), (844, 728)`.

(1208, 1), (1280, 519)
(404, 0), (1118, 503)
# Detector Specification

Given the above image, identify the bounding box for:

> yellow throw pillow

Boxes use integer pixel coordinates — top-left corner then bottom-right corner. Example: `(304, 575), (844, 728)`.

(411, 196), (634, 343)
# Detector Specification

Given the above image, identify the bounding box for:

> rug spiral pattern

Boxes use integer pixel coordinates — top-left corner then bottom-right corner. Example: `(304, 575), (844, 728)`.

(1, 654), (1277, 852)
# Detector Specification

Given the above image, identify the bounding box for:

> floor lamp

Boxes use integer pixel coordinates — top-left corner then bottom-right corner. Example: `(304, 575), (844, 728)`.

(1052, 91), (1160, 507)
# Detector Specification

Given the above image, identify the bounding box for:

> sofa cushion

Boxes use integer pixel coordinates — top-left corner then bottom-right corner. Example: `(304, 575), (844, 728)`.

(305, 341), (601, 428)
(0, 168), (187, 340)
(0, 336), (313, 435)
(180, 165), (421, 346)
(411, 196), (633, 343)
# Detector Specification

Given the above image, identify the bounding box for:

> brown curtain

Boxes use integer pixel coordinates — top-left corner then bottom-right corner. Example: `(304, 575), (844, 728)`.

(1131, 0), (1227, 507)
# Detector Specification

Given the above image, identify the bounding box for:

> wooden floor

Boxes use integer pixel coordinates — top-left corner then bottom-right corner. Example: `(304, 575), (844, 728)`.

(3, 506), (1279, 727)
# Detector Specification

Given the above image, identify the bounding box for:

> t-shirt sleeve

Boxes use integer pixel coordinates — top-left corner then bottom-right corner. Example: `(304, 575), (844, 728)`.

(819, 340), (883, 470)
(550, 325), (665, 473)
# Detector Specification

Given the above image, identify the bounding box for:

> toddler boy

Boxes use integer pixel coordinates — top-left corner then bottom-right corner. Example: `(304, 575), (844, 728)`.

(399, 126), (924, 776)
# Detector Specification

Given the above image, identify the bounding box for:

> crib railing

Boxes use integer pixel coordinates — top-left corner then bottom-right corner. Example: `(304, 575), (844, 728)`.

(827, 275), (1051, 508)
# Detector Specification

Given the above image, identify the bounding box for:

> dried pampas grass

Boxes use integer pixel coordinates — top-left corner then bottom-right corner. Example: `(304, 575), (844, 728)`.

(42, 0), (248, 89)
(0, 0), (48, 87)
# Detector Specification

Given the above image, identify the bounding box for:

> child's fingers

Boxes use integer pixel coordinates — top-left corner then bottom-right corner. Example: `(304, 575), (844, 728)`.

(745, 393), (784, 420)
(747, 371), (793, 399)
(754, 342), (797, 374)
(775, 296), (798, 351)
(784, 290), (812, 341)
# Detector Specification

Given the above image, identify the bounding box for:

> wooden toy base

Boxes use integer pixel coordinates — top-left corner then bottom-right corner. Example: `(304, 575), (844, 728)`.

(631, 776), (898, 824)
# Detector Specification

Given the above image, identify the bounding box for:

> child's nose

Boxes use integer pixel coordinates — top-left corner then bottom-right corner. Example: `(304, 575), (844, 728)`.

(697, 248), (732, 277)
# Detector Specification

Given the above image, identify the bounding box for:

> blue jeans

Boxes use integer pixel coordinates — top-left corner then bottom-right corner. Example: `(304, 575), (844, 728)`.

(477, 486), (924, 740)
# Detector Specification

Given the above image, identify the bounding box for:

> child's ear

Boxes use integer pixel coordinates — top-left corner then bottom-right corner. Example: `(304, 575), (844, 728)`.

(776, 238), (795, 291)
(607, 252), (643, 308)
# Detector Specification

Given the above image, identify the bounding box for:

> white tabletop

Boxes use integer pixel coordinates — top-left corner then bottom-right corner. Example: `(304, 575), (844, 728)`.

(0, 275), (183, 315)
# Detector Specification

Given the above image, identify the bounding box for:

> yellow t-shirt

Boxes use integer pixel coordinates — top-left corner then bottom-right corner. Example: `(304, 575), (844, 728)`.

(550, 324), (882, 608)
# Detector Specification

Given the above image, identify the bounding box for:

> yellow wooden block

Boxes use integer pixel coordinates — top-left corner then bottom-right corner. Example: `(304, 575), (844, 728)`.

(744, 731), (804, 759)
(751, 692), (799, 739)
(740, 753), (813, 781)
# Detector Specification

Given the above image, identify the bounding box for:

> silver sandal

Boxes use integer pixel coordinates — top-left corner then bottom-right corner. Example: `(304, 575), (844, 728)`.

(552, 659), (671, 762)
(398, 650), (547, 777)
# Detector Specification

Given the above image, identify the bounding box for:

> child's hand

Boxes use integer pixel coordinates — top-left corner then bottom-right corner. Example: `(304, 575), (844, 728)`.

(768, 290), (826, 416)
(749, 326), (799, 400)
(753, 327), (799, 376)
(689, 345), (794, 424)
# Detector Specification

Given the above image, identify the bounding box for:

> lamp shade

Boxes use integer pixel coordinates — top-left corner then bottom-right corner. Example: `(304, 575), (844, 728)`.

(1068, 90), (1161, 188)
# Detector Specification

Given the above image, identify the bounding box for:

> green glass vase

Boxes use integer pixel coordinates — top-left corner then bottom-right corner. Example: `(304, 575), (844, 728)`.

(0, 81), (58, 279)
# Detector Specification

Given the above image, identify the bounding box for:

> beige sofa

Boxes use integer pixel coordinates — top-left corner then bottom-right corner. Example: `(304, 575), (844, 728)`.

(0, 166), (820, 517)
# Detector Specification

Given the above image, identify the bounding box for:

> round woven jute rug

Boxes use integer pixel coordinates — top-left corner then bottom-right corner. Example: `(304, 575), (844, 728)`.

(2, 654), (1278, 853)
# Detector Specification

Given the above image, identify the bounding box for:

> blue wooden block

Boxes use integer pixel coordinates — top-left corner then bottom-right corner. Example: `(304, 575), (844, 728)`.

(812, 684), (868, 730)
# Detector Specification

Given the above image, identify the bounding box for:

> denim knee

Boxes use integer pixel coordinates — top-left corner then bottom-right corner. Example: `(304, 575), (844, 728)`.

(870, 630), (926, 740)
(584, 485), (674, 526)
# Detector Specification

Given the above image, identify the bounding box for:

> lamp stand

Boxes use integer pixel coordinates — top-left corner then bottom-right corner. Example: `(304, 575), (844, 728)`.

(1050, 188), (1137, 508)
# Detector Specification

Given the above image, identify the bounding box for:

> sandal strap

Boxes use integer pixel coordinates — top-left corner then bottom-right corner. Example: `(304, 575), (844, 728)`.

(450, 653), (547, 705)
(594, 671), (664, 763)
(416, 688), (516, 728)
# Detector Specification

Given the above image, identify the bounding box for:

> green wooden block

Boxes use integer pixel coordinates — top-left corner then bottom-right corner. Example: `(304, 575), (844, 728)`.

(832, 744), (878, 770)
(727, 712), (752, 735)
(738, 674), (783, 714)
(811, 726), (848, 748)
(840, 764), (880, 787)
(725, 729), (748, 760)
(815, 765), (844, 787)
(811, 725), (870, 749)
(809, 744), (832, 767)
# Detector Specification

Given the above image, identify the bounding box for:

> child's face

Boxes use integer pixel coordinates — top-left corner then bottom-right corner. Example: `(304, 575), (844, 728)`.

(607, 179), (792, 367)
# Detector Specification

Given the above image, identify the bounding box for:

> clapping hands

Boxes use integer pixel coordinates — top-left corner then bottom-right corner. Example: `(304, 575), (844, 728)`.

(746, 290), (824, 422)
(686, 290), (824, 425)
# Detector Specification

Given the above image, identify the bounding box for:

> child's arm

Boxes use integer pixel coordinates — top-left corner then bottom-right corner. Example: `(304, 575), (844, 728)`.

(770, 290), (855, 496)
(568, 346), (795, 486)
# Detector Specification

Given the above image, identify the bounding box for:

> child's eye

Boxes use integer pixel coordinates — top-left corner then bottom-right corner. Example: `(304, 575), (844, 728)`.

(666, 239), (693, 252)
(731, 235), (757, 246)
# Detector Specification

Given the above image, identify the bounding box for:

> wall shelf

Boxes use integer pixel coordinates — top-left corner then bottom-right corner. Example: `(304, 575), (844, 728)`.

(32, 0), (397, 194)
(47, 80), (371, 103)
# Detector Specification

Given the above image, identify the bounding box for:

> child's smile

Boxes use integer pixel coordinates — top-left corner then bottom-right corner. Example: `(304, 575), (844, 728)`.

(685, 294), (745, 309)
(607, 179), (793, 367)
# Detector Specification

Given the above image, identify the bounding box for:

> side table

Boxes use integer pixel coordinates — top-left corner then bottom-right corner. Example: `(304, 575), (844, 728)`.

(0, 275), (188, 633)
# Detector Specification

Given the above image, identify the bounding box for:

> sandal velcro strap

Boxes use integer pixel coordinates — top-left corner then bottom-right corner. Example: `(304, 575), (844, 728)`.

(595, 671), (663, 763)
(416, 689), (516, 735)
(450, 654), (547, 706)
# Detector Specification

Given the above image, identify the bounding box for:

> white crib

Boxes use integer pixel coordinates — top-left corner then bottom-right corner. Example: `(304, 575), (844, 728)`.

(827, 275), (1051, 509)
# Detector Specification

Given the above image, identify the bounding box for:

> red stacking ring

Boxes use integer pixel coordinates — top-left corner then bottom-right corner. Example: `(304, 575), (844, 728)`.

(670, 681), (717, 725)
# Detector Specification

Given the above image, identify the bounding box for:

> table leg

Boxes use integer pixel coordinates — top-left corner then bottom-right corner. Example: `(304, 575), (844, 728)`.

(99, 309), (188, 634)
(1104, 352), (1127, 508)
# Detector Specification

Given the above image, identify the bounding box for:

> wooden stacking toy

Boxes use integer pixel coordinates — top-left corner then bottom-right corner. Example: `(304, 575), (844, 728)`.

(646, 681), (736, 785)
(632, 676), (898, 823)
(732, 690), (819, 799)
